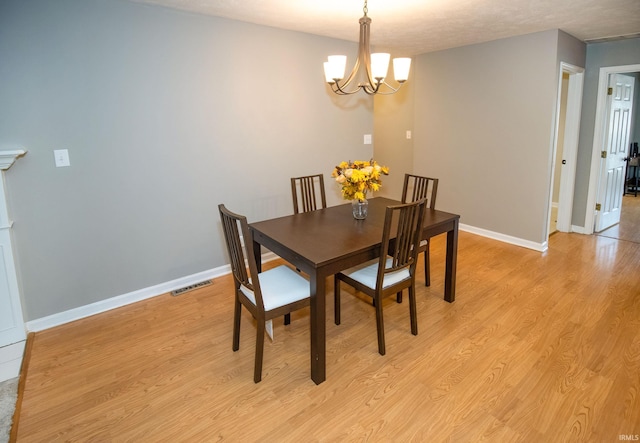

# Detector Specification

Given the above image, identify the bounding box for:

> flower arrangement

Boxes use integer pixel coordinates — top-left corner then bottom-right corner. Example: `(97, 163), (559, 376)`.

(332, 159), (390, 202)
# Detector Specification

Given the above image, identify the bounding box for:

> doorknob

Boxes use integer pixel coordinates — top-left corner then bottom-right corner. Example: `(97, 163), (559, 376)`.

(562, 160), (566, 164)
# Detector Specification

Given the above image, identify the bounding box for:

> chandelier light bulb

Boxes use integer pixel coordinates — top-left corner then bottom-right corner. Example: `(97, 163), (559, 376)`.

(393, 58), (411, 82)
(324, 55), (347, 82)
(370, 53), (390, 81)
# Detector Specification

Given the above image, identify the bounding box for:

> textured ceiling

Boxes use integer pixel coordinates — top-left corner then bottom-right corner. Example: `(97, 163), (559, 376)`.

(129, 0), (640, 55)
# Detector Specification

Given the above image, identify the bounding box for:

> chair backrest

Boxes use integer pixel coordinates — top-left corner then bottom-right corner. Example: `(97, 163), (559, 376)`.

(291, 174), (327, 214)
(218, 204), (264, 309)
(376, 199), (427, 288)
(401, 174), (438, 209)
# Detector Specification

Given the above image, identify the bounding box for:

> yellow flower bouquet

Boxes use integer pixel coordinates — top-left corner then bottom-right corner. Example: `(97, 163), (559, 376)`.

(332, 159), (390, 202)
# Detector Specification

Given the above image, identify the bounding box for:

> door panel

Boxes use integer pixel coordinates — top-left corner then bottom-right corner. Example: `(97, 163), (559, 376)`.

(595, 74), (634, 232)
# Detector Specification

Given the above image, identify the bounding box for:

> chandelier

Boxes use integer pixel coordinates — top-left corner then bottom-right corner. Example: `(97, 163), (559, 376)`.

(323, 0), (411, 95)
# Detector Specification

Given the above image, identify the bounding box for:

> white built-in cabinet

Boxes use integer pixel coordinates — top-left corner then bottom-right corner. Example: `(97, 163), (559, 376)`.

(0, 150), (26, 382)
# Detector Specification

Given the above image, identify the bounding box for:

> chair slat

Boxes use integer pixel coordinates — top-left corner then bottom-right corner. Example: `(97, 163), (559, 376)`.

(401, 174), (439, 288)
(291, 174), (327, 214)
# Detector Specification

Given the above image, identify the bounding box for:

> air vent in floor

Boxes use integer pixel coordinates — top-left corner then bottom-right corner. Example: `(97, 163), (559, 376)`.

(171, 280), (212, 296)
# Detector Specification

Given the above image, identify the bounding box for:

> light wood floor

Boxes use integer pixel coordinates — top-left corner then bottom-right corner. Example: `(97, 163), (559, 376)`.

(597, 194), (640, 244)
(15, 225), (640, 441)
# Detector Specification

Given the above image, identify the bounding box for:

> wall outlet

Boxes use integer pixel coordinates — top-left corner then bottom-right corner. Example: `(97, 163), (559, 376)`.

(54, 149), (70, 167)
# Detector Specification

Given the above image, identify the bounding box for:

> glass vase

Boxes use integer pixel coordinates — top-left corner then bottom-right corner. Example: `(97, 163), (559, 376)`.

(352, 198), (368, 220)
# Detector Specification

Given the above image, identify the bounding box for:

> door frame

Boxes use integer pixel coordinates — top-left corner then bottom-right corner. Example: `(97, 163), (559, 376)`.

(585, 63), (640, 234)
(547, 63), (584, 238)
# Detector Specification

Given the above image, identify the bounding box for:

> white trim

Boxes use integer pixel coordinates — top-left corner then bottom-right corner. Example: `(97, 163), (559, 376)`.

(546, 63), (584, 240)
(0, 340), (25, 382)
(0, 150), (26, 170)
(23, 220), (545, 334)
(460, 223), (548, 252)
(558, 64), (584, 232)
(571, 224), (590, 234)
(586, 63), (640, 234)
(25, 251), (279, 333)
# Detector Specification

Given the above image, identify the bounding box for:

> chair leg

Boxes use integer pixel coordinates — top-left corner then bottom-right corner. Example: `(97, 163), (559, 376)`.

(409, 286), (418, 336)
(284, 313), (291, 325)
(254, 318), (265, 383)
(374, 294), (386, 355)
(424, 245), (431, 287)
(334, 275), (341, 325)
(232, 297), (242, 351)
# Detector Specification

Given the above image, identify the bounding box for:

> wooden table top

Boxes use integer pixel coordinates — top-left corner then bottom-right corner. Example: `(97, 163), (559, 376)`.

(249, 197), (459, 269)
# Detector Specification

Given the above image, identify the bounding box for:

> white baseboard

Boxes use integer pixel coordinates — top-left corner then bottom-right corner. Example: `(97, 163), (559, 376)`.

(26, 252), (278, 333)
(22, 223), (556, 335)
(24, 226), (551, 335)
(571, 224), (589, 234)
(459, 223), (548, 252)
(0, 340), (25, 382)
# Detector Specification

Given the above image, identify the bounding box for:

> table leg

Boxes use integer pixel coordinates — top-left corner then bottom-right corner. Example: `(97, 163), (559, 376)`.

(310, 272), (326, 384)
(444, 219), (458, 303)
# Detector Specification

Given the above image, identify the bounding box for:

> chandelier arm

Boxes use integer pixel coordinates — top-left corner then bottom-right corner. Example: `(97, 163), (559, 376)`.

(335, 55), (363, 94)
(359, 15), (377, 91)
(372, 81), (406, 95)
(332, 15), (372, 95)
(331, 82), (357, 95)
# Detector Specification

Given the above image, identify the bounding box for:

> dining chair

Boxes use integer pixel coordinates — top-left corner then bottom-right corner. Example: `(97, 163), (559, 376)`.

(218, 204), (311, 383)
(401, 174), (439, 288)
(334, 199), (427, 355)
(291, 174), (327, 214)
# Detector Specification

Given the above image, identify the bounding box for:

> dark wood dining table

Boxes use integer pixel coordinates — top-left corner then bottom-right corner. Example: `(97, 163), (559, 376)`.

(249, 197), (460, 384)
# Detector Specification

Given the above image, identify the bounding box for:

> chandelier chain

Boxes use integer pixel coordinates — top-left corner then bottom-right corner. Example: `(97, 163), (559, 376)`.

(363, 0), (368, 17)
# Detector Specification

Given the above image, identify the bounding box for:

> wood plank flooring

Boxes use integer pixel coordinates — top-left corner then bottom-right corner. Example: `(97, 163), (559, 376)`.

(14, 226), (640, 441)
(597, 194), (640, 244)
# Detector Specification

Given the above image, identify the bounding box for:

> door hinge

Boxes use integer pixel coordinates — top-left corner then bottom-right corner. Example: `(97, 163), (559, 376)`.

(608, 87), (613, 95)
(596, 203), (602, 211)
(601, 151), (607, 158)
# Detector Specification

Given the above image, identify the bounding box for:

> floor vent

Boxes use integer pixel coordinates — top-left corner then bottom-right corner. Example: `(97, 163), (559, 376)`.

(171, 280), (212, 296)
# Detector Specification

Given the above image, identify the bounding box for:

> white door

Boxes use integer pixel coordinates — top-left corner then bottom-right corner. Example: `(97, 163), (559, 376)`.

(595, 74), (635, 232)
(552, 65), (583, 234)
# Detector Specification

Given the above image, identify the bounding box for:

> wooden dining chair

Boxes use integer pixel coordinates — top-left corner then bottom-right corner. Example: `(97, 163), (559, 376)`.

(218, 204), (311, 383)
(401, 174), (439, 288)
(334, 199), (427, 355)
(291, 174), (327, 214)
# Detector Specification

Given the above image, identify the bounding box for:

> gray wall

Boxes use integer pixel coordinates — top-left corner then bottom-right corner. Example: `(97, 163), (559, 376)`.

(573, 37), (640, 227)
(410, 30), (579, 244)
(0, 0), (373, 320)
(373, 71), (414, 199)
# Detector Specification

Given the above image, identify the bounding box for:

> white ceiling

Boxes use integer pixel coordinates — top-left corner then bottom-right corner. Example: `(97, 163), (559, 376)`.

(129, 0), (640, 55)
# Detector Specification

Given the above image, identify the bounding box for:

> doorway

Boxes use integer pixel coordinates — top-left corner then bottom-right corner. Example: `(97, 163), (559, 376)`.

(548, 63), (584, 238)
(585, 63), (640, 234)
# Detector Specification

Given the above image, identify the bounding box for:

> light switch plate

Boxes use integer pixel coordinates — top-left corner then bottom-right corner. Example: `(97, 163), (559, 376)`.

(364, 134), (372, 144)
(54, 149), (70, 167)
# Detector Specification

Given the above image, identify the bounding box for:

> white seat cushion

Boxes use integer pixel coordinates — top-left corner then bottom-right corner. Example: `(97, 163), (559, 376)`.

(240, 265), (309, 311)
(341, 257), (410, 289)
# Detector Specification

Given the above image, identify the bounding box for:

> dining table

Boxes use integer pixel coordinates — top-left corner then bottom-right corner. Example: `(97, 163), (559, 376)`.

(249, 197), (460, 385)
